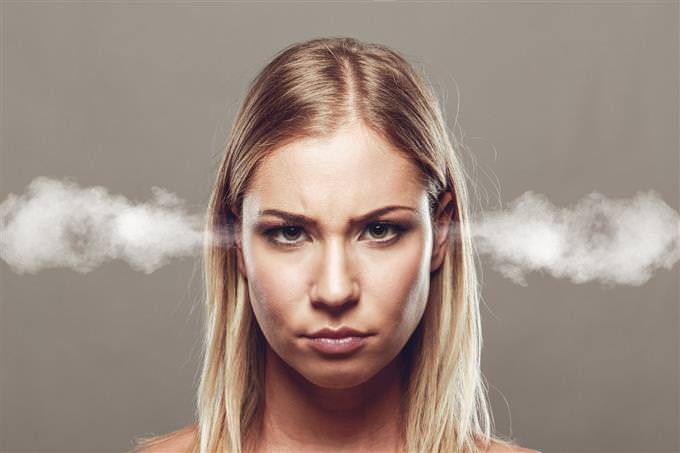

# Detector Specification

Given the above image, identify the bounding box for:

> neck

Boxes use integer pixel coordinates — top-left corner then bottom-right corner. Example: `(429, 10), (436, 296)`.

(255, 345), (406, 453)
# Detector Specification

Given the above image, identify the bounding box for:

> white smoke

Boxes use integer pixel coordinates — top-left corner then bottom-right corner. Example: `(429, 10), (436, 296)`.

(1, 178), (678, 286)
(0, 177), (209, 274)
(471, 190), (680, 287)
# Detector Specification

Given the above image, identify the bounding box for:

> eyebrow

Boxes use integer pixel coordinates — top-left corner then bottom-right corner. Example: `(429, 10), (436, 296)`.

(257, 205), (418, 228)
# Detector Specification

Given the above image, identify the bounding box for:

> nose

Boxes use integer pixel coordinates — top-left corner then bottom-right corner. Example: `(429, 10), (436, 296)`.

(310, 238), (359, 311)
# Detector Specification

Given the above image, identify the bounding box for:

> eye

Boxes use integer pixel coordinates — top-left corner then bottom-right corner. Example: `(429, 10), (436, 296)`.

(363, 222), (403, 243)
(280, 225), (304, 241)
(264, 224), (308, 248)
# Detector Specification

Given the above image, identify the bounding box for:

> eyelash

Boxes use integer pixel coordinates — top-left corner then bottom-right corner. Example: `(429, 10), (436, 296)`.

(263, 222), (407, 249)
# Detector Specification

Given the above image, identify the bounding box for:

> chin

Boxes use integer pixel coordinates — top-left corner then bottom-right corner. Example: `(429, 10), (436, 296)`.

(307, 374), (369, 389)
(302, 365), (375, 389)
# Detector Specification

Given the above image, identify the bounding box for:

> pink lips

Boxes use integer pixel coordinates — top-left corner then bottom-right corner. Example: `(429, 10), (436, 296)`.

(305, 336), (369, 354)
(303, 326), (373, 355)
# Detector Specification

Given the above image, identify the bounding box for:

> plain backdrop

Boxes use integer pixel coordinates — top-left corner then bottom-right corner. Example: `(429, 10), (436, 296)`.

(0, 2), (678, 452)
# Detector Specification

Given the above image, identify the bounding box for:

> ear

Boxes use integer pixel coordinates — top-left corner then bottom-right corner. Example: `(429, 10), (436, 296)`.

(430, 191), (455, 273)
(236, 237), (247, 281)
(231, 208), (248, 280)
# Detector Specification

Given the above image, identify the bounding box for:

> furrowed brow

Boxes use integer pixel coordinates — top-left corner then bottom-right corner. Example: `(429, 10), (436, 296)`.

(257, 205), (417, 227)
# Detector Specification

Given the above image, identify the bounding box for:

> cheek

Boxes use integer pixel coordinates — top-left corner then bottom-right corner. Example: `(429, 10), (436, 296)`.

(243, 240), (307, 336)
(362, 237), (431, 333)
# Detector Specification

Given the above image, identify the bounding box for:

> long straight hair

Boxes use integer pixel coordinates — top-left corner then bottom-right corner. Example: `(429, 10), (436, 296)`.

(134, 36), (519, 453)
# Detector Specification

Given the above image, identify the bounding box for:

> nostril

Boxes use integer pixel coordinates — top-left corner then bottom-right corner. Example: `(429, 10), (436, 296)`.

(310, 274), (360, 308)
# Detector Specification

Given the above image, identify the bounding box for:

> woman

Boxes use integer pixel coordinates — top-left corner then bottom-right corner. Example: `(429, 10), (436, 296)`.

(133, 37), (539, 453)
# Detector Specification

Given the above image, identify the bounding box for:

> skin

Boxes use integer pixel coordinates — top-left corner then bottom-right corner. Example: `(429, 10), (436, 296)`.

(233, 120), (454, 453)
(135, 122), (541, 453)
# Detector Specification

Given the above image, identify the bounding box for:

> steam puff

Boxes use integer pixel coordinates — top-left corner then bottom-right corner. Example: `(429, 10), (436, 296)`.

(472, 190), (680, 287)
(0, 177), (209, 274)
(2, 179), (678, 285)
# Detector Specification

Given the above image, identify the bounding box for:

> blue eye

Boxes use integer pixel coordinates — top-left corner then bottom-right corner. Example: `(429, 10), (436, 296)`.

(263, 222), (406, 248)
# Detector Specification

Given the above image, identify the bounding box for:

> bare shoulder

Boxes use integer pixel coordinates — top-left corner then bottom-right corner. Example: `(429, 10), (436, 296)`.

(484, 440), (542, 453)
(133, 424), (198, 453)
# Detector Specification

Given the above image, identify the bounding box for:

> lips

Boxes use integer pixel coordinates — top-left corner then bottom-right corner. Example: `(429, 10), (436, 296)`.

(304, 326), (372, 339)
(305, 335), (368, 355)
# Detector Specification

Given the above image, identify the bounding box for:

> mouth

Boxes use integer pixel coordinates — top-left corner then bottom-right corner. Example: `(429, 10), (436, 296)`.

(304, 335), (370, 355)
(304, 326), (373, 339)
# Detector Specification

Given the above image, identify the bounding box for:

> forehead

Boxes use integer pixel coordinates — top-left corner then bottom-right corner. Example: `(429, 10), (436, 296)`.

(245, 123), (427, 217)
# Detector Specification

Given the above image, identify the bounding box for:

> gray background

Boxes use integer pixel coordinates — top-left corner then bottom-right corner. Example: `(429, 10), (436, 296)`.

(1, 2), (678, 452)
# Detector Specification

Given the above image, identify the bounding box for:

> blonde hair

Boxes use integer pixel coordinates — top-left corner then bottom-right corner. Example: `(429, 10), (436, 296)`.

(133, 36), (519, 453)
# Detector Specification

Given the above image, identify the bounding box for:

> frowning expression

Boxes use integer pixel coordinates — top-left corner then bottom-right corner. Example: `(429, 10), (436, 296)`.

(235, 121), (443, 389)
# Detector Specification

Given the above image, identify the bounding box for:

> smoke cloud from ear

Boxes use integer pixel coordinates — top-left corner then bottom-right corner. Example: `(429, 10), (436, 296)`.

(1, 178), (678, 286)
(470, 190), (680, 287)
(0, 177), (229, 274)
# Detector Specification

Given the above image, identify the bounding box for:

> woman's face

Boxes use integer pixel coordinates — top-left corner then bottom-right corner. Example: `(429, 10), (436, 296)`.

(236, 122), (451, 389)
